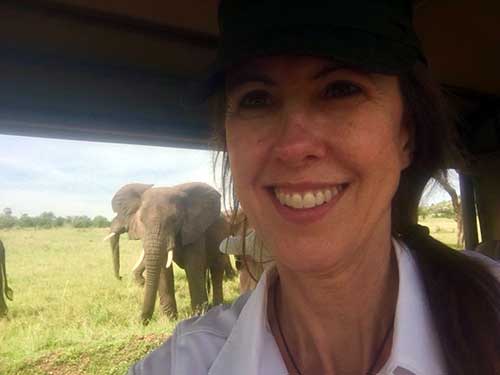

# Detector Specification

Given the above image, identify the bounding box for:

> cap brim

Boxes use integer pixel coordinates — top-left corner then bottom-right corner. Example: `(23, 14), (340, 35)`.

(187, 28), (425, 105)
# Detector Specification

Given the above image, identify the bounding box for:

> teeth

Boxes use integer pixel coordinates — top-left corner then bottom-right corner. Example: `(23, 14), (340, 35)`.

(291, 193), (303, 209)
(315, 191), (325, 205)
(278, 192), (286, 204)
(324, 189), (332, 202)
(303, 192), (316, 208)
(274, 186), (343, 210)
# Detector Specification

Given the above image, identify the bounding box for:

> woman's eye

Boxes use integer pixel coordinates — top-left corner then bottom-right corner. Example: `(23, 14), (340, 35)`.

(323, 81), (362, 99)
(238, 90), (272, 108)
(226, 89), (274, 119)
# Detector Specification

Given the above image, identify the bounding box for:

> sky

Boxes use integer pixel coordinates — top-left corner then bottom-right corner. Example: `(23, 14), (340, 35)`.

(0, 134), (218, 219)
(0, 134), (458, 219)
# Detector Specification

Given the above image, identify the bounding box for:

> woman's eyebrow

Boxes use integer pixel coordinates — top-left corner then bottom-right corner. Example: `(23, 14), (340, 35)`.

(226, 72), (276, 93)
(312, 64), (346, 80)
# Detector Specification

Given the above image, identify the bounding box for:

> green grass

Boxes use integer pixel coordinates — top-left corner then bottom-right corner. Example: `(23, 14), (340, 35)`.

(419, 216), (462, 249)
(0, 227), (240, 374)
(0, 220), (460, 374)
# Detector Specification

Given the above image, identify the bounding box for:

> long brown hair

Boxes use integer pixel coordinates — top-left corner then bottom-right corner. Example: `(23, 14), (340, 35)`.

(212, 63), (500, 374)
(397, 65), (500, 375)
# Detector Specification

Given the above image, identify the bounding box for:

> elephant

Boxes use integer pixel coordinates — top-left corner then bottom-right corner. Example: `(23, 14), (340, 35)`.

(0, 240), (14, 318)
(219, 211), (274, 293)
(129, 214), (237, 288)
(106, 182), (234, 324)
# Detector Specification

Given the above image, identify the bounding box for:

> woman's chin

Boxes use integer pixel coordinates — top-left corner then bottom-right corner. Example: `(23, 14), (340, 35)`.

(271, 238), (350, 273)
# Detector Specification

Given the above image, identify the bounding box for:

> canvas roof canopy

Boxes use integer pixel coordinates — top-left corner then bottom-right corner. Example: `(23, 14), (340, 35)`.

(0, 0), (498, 151)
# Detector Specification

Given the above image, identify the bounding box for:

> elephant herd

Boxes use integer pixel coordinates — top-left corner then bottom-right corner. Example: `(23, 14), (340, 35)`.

(0, 182), (265, 324)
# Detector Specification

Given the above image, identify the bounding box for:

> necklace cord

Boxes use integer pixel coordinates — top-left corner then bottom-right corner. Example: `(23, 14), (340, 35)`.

(272, 280), (395, 375)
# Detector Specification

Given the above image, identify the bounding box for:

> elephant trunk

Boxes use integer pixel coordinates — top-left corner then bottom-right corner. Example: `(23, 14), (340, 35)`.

(142, 224), (174, 324)
(110, 234), (121, 280)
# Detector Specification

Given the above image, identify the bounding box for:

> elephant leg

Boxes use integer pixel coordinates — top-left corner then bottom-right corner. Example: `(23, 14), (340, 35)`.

(209, 253), (228, 306)
(109, 234), (122, 280)
(0, 242), (8, 317)
(158, 264), (177, 319)
(210, 264), (224, 306)
(132, 249), (146, 286)
(183, 237), (209, 315)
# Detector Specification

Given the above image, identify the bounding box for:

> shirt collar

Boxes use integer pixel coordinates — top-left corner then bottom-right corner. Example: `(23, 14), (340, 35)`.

(209, 239), (446, 375)
(380, 239), (446, 375)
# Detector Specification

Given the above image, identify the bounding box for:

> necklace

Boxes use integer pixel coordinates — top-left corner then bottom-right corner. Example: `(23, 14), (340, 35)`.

(271, 280), (395, 375)
(271, 279), (302, 375)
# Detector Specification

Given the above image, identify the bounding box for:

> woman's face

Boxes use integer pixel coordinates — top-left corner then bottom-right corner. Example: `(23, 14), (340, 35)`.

(225, 56), (410, 272)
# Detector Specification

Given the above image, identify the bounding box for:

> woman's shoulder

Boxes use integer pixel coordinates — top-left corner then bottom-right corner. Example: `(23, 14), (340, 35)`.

(128, 293), (252, 375)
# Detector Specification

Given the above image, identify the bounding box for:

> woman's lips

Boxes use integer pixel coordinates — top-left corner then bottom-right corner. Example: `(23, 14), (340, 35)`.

(268, 184), (347, 223)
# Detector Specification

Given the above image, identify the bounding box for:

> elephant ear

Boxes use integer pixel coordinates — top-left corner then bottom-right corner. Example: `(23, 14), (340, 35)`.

(178, 183), (221, 246)
(112, 183), (153, 219)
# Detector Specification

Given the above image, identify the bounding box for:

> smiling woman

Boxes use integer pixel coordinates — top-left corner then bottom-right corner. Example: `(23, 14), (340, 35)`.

(129, 1), (500, 375)
(224, 58), (409, 277)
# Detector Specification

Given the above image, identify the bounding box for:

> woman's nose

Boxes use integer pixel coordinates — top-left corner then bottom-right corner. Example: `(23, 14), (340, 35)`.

(272, 107), (327, 167)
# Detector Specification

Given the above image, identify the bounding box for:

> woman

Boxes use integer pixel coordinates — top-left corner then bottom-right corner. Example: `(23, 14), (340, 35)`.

(130, 1), (500, 374)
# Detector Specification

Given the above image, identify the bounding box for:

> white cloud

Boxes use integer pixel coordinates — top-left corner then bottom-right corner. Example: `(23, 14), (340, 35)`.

(0, 135), (220, 218)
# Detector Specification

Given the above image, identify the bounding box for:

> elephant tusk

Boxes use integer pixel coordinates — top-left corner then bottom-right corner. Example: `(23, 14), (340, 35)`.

(103, 232), (116, 241)
(132, 249), (145, 271)
(165, 248), (174, 269)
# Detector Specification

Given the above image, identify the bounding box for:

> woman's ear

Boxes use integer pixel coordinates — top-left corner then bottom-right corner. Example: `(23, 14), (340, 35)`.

(399, 112), (414, 171)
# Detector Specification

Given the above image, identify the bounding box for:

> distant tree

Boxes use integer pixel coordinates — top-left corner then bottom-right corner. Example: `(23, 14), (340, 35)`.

(19, 214), (35, 228)
(0, 213), (16, 229)
(72, 216), (92, 228)
(92, 216), (110, 228)
(36, 211), (56, 229)
(3, 208), (12, 216)
(429, 201), (455, 219)
(54, 217), (66, 227)
(418, 205), (431, 220)
(434, 172), (463, 247)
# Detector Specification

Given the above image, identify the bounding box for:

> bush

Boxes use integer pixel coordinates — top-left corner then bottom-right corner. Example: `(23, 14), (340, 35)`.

(420, 201), (455, 220)
(54, 217), (66, 227)
(72, 216), (93, 228)
(35, 212), (56, 228)
(19, 214), (35, 228)
(92, 216), (111, 228)
(0, 214), (16, 229)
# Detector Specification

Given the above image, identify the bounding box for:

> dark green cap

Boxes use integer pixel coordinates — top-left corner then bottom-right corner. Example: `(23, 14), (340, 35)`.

(194, 0), (426, 99)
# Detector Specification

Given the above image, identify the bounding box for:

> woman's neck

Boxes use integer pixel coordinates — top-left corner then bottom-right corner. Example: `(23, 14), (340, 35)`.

(272, 235), (399, 374)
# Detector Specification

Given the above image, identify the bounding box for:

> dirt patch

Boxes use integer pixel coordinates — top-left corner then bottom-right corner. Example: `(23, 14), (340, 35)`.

(14, 334), (170, 375)
(35, 352), (91, 375)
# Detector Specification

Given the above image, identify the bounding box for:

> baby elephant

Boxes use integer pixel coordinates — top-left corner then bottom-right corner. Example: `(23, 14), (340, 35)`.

(0, 240), (14, 317)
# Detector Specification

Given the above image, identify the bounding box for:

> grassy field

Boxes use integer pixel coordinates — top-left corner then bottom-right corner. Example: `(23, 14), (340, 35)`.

(0, 218), (460, 374)
(0, 227), (240, 374)
(418, 216), (462, 249)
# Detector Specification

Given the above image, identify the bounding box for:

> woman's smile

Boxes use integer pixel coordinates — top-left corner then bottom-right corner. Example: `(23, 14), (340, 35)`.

(265, 183), (348, 224)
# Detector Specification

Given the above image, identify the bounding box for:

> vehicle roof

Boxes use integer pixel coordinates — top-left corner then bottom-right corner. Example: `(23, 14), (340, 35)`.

(0, 0), (499, 150)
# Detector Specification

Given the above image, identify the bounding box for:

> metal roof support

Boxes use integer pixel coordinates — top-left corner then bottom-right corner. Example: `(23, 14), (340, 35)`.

(459, 173), (479, 250)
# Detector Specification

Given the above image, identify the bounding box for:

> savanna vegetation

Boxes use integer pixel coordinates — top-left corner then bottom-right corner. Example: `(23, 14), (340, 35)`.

(0, 227), (240, 374)
(0, 214), (460, 374)
(0, 208), (111, 230)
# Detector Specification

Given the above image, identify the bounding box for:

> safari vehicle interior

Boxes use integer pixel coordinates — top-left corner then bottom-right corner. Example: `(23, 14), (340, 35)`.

(1, 0), (499, 253)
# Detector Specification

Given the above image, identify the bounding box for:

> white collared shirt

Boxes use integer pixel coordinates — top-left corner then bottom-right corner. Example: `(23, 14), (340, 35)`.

(129, 240), (500, 375)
